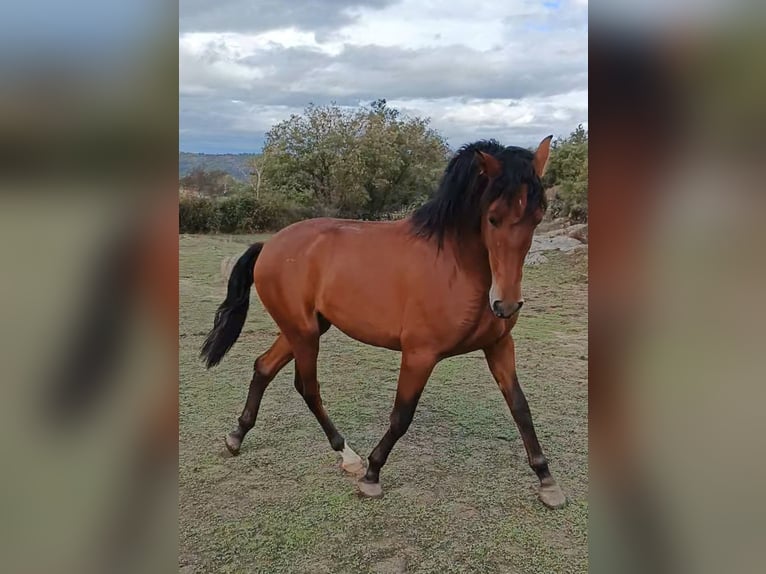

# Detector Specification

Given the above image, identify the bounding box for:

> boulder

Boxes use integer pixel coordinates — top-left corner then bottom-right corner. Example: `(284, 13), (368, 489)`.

(568, 223), (588, 244)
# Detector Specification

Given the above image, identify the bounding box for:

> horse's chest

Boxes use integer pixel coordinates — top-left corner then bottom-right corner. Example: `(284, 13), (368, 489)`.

(450, 310), (515, 354)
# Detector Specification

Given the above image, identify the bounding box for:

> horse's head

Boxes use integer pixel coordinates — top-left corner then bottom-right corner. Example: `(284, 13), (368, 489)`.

(477, 136), (551, 318)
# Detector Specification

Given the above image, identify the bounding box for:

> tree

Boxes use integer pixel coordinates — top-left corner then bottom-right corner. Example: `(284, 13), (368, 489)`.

(260, 100), (450, 218)
(543, 124), (588, 221)
(247, 156), (267, 199)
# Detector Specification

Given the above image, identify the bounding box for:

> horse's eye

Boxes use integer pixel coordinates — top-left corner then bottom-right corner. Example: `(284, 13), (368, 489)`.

(488, 216), (499, 227)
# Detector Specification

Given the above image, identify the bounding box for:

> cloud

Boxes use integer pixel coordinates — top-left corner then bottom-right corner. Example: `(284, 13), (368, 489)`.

(180, 0), (396, 35)
(179, 0), (587, 152)
(181, 40), (586, 102)
(389, 91), (588, 144)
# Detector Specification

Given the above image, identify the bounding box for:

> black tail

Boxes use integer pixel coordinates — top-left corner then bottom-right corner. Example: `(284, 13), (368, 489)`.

(200, 243), (263, 368)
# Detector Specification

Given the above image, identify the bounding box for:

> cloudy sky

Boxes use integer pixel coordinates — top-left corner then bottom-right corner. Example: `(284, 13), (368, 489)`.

(180, 0), (587, 154)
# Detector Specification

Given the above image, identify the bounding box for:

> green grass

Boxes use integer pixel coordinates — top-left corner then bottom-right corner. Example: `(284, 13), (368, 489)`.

(180, 235), (588, 573)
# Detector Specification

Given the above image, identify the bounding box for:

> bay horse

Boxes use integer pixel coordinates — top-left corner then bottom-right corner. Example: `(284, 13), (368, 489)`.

(201, 136), (566, 508)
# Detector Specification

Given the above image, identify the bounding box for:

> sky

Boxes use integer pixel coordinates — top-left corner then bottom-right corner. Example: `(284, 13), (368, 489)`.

(179, 0), (588, 154)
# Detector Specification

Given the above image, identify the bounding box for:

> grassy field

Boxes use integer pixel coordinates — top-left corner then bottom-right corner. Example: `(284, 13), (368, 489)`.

(179, 234), (588, 574)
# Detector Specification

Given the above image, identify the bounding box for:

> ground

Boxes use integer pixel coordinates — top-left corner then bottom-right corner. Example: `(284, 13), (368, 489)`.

(179, 233), (588, 574)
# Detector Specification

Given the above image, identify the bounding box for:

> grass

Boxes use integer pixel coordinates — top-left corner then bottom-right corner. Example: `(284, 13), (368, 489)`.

(179, 234), (588, 574)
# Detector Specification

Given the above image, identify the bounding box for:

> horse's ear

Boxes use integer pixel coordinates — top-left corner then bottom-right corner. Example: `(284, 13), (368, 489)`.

(476, 151), (502, 178)
(533, 135), (553, 177)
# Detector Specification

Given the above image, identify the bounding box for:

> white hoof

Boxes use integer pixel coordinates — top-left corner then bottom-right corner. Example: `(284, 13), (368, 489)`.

(339, 443), (365, 475)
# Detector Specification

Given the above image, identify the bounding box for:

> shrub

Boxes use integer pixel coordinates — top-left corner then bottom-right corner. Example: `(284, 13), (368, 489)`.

(180, 193), (327, 234)
(179, 195), (221, 233)
(544, 125), (588, 222)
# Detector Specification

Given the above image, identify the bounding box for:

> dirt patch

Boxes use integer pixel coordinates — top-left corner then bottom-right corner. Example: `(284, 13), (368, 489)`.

(373, 556), (410, 574)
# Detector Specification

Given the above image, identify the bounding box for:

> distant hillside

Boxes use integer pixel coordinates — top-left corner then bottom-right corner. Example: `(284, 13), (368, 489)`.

(179, 152), (260, 181)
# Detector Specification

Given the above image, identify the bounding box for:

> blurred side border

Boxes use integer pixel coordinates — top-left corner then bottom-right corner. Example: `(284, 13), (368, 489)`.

(0, 1), (178, 572)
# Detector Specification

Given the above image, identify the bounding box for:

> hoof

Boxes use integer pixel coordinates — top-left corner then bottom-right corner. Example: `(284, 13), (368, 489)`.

(357, 479), (384, 499)
(341, 460), (365, 477)
(538, 482), (567, 509)
(339, 443), (365, 477)
(224, 434), (241, 456)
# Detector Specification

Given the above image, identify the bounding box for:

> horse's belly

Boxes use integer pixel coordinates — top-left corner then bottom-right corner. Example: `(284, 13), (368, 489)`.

(317, 266), (403, 349)
(325, 314), (403, 351)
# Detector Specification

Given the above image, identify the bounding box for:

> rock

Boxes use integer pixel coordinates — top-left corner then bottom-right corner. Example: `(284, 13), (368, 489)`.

(567, 223), (588, 244)
(525, 252), (549, 266)
(536, 219), (568, 234)
(534, 234), (585, 253)
(526, 225), (588, 266)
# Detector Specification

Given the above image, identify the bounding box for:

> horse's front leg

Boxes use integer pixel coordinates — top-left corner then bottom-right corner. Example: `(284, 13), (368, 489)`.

(484, 335), (567, 509)
(357, 350), (437, 498)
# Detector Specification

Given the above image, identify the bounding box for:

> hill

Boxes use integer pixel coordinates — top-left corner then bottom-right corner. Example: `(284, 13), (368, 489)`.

(179, 152), (259, 181)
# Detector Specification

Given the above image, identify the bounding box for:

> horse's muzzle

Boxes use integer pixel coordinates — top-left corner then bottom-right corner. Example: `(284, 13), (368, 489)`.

(491, 299), (523, 319)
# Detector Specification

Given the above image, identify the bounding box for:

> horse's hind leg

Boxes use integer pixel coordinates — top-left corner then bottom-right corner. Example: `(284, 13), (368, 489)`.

(224, 333), (293, 455)
(290, 322), (364, 475)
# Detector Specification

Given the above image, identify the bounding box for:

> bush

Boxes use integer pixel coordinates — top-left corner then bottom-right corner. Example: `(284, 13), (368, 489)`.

(179, 193), (326, 234)
(179, 196), (221, 233)
(544, 125), (588, 222)
(218, 195), (275, 233)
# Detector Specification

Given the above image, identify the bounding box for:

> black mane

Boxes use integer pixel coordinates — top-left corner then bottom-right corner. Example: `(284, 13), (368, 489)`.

(410, 139), (547, 248)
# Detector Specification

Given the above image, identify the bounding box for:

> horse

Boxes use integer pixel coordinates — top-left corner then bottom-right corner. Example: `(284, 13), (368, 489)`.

(201, 136), (567, 509)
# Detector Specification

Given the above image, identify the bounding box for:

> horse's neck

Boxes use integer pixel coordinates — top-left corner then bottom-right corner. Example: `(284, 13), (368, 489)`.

(445, 234), (492, 288)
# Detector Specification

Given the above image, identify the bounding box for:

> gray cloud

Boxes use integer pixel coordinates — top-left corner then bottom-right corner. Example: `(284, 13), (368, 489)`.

(182, 42), (586, 105)
(250, 45), (583, 101)
(180, 0), (395, 34)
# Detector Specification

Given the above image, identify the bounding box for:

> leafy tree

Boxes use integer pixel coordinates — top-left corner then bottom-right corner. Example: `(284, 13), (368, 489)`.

(544, 124), (588, 221)
(260, 100), (450, 218)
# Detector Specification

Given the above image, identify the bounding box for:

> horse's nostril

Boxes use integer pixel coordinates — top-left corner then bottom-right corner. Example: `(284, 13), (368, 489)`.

(491, 300), (523, 318)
